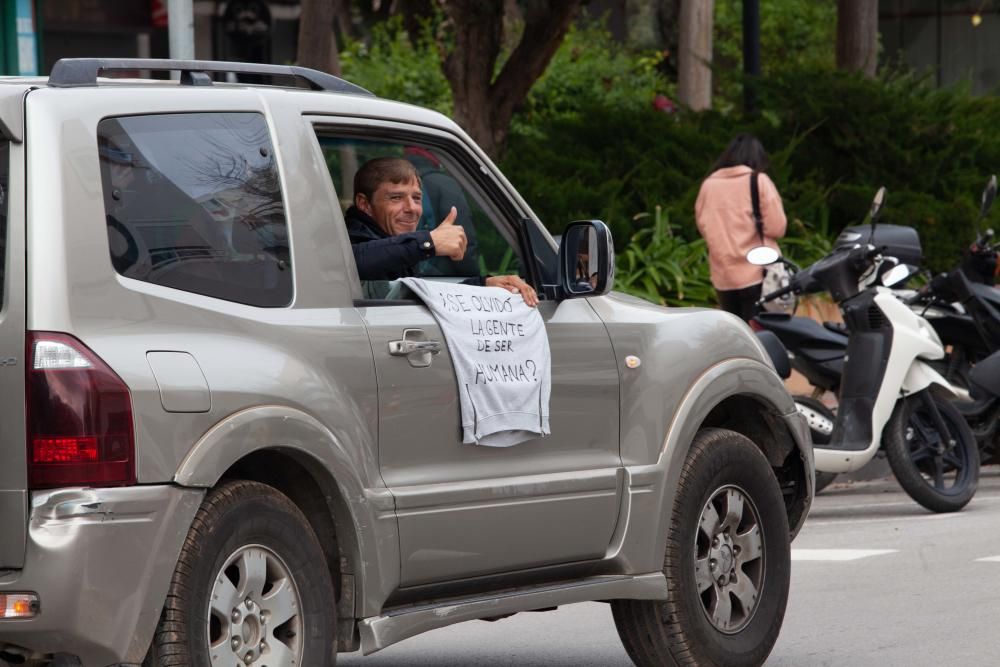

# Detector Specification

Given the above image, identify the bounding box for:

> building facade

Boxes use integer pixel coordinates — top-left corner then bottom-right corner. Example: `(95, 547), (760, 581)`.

(1, 0), (303, 75)
(881, 0), (1000, 93)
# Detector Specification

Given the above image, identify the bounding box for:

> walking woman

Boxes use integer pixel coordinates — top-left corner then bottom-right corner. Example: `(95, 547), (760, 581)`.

(695, 134), (787, 321)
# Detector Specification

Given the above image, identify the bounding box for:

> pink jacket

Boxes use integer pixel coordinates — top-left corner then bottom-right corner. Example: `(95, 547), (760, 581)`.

(695, 166), (787, 291)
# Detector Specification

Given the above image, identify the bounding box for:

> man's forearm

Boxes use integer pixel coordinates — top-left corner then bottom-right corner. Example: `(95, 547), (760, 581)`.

(352, 231), (433, 280)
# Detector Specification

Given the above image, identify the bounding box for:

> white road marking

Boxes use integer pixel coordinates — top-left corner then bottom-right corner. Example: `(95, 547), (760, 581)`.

(791, 549), (897, 561)
(806, 512), (959, 527)
(974, 556), (1000, 562)
(812, 494), (1000, 513)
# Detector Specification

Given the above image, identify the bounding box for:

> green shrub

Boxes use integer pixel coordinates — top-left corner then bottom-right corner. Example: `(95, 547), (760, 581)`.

(506, 65), (1000, 282)
(753, 67), (1000, 269)
(613, 205), (834, 308)
(615, 207), (715, 307)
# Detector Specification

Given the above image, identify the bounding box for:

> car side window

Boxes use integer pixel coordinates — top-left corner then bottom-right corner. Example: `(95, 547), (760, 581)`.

(0, 142), (7, 309)
(313, 134), (523, 300)
(97, 112), (292, 307)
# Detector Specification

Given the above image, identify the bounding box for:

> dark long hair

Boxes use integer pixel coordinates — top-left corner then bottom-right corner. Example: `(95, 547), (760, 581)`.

(710, 134), (770, 174)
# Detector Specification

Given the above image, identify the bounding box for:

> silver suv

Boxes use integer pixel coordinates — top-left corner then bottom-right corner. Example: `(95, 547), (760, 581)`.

(0, 59), (812, 667)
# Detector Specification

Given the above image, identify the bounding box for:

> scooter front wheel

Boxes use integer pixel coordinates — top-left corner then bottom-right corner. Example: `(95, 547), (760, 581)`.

(885, 389), (979, 513)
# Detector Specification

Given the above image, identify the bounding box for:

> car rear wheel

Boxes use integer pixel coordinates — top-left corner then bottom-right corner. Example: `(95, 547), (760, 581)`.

(612, 428), (790, 667)
(143, 480), (336, 667)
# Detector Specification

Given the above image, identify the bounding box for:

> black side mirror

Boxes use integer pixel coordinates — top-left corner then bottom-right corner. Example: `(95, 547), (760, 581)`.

(981, 175), (997, 218)
(558, 220), (615, 298)
(870, 186), (887, 225)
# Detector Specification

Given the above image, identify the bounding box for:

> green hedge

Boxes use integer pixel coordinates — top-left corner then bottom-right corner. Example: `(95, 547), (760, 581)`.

(503, 67), (1000, 279)
(754, 69), (999, 271)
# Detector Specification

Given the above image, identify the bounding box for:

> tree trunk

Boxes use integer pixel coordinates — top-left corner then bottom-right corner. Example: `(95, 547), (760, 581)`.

(836, 0), (878, 78)
(297, 0), (341, 76)
(441, 0), (581, 158)
(677, 0), (713, 111)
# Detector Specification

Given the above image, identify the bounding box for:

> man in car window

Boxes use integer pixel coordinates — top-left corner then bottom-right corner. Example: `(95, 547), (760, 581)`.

(345, 157), (538, 306)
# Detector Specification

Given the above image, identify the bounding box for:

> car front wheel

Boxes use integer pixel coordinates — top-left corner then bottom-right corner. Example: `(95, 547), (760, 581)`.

(612, 428), (790, 667)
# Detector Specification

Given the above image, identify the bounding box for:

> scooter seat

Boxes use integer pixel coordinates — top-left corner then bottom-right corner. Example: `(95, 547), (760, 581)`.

(969, 350), (1000, 400)
(823, 321), (848, 335)
(754, 330), (791, 380)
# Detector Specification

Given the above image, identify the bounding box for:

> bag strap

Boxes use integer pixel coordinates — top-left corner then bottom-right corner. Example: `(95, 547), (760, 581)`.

(750, 170), (764, 242)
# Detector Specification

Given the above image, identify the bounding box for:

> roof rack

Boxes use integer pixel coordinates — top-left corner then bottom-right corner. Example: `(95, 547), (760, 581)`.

(47, 58), (373, 96)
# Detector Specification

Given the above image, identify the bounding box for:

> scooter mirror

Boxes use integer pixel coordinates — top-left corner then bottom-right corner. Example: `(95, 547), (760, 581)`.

(870, 186), (887, 223)
(882, 264), (912, 287)
(746, 246), (780, 266)
(981, 175), (997, 218)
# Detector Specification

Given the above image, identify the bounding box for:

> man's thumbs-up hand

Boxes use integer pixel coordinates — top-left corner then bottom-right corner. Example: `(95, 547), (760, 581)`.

(429, 207), (467, 261)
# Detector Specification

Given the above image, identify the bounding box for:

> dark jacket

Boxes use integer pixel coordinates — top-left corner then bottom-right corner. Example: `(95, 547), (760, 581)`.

(345, 205), (483, 284)
(345, 205), (435, 280)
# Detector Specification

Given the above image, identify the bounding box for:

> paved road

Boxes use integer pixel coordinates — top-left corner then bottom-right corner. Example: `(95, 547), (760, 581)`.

(341, 469), (1000, 666)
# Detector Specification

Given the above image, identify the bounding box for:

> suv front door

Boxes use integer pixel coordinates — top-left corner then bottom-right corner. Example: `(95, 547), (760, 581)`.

(312, 126), (623, 586)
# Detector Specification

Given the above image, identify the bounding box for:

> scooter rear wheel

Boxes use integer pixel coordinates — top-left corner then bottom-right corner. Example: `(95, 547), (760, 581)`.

(885, 390), (979, 513)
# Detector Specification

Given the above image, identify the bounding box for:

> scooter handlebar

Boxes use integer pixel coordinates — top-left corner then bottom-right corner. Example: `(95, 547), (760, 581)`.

(757, 283), (797, 306)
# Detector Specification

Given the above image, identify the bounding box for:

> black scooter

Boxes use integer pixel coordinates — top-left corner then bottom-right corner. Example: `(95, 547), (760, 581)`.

(905, 176), (1000, 390)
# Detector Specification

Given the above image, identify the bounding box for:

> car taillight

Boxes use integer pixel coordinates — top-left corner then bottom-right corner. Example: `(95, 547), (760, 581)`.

(26, 332), (135, 489)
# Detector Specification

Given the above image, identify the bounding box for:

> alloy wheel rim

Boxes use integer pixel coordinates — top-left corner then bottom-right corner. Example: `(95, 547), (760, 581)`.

(207, 544), (304, 666)
(694, 484), (765, 634)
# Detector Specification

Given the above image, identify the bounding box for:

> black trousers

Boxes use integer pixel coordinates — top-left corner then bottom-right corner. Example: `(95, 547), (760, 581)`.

(716, 283), (762, 322)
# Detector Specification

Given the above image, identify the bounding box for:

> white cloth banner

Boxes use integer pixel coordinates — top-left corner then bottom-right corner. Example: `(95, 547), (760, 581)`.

(401, 278), (551, 447)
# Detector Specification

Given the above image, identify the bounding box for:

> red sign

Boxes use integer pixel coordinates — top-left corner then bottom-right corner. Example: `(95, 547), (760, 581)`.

(151, 0), (167, 28)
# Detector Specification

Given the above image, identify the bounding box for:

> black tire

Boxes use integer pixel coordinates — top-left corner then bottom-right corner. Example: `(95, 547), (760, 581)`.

(144, 480), (336, 666)
(814, 471), (838, 495)
(885, 390), (979, 513)
(792, 395), (838, 494)
(612, 428), (790, 667)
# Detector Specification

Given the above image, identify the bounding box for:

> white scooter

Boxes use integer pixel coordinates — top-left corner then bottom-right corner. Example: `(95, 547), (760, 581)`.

(752, 188), (979, 512)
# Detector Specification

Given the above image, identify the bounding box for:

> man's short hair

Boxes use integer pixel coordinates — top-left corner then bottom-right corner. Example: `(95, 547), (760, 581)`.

(354, 157), (419, 200)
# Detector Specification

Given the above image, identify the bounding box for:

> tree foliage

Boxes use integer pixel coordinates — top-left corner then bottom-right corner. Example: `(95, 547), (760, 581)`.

(339, 17), (453, 114)
(713, 0), (836, 109)
(514, 22), (666, 128)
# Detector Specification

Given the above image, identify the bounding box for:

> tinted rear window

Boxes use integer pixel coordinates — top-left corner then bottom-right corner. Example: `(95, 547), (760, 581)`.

(98, 112), (292, 307)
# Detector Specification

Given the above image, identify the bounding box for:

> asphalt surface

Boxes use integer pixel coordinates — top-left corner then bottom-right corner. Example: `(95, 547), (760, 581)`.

(341, 468), (1000, 666)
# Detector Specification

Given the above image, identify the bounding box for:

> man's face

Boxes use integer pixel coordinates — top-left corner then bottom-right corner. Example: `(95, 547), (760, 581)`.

(357, 177), (423, 236)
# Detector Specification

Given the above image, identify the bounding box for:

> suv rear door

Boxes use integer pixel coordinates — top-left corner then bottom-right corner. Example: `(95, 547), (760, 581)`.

(0, 87), (27, 569)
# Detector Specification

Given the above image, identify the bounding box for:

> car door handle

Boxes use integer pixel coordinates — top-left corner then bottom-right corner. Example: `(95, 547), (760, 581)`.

(388, 329), (442, 368)
(388, 339), (442, 355)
